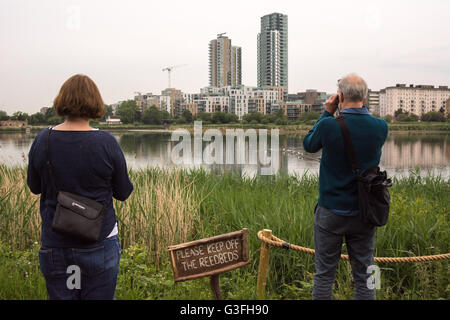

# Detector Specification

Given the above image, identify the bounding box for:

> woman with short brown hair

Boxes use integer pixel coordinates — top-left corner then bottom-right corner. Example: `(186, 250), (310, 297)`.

(53, 74), (105, 120)
(27, 74), (133, 300)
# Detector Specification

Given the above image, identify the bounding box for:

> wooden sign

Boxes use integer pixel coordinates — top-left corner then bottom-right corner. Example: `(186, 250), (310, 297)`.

(168, 229), (250, 283)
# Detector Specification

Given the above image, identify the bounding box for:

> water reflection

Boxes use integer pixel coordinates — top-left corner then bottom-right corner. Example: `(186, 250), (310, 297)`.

(0, 130), (448, 178)
(383, 134), (448, 168)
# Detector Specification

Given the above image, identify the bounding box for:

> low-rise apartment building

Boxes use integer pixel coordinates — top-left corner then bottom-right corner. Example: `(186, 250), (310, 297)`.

(379, 84), (450, 117)
(367, 90), (380, 114)
(270, 101), (312, 121)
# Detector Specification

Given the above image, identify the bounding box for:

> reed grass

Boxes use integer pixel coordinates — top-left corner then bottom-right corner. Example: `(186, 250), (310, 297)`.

(115, 168), (200, 266)
(0, 164), (448, 299)
(0, 165), (41, 249)
(0, 165), (200, 268)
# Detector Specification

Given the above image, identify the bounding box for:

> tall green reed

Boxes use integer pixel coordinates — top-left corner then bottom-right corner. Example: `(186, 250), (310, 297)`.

(1, 164), (448, 299)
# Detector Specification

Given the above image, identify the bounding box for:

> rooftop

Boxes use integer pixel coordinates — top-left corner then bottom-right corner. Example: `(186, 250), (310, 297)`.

(387, 84), (450, 90)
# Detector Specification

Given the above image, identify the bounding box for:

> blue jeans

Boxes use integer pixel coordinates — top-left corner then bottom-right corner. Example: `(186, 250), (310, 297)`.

(38, 235), (122, 300)
(312, 205), (377, 300)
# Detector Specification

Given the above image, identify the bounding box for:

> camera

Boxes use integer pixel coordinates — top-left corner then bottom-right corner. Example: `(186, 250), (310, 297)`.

(335, 93), (340, 109)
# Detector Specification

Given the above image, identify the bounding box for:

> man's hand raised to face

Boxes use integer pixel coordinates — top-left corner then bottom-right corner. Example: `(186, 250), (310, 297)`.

(325, 94), (340, 115)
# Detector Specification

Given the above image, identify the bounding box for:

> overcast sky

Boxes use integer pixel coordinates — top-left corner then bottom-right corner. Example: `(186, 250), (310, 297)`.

(1, 0), (449, 114)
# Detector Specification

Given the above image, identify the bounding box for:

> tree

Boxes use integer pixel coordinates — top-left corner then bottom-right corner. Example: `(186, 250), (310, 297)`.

(275, 109), (285, 120)
(396, 112), (419, 122)
(47, 116), (63, 125)
(44, 107), (57, 121)
(242, 113), (252, 123)
(43, 108), (64, 125)
(243, 112), (264, 124)
(299, 111), (321, 122)
(195, 112), (212, 123)
(224, 113), (238, 123)
(396, 113), (408, 122)
(181, 109), (193, 123)
(263, 109), (287, 124)
(383, 115), (393, 123)
(275, 118), (288, 125)
(265, 114), (277, 123)
(406, 113), (419, 122)
(261, 117), (270, 124)
(11, 111), (29, 121)
(142, 106), (162, 125)
(394, 108), (420, 122)
(421, 111), (445, 122)
(212, 111), (227, 124)
(175, 117), (187, 124)
(29, 112), (46, 125)
(160, 110), (172, 123)
(0, 110), (8, 121)
(117, 100), (139, 124)
(394, 108), (405, 117)
(100, 105), (114, 121)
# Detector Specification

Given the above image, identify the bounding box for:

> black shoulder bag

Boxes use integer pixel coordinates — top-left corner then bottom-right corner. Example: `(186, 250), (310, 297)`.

(336, 115), (392, 227)
(46, 128), (105, 242)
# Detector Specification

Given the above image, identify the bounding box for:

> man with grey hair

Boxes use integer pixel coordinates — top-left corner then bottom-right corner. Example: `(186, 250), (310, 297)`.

(303, 73), (388, 300)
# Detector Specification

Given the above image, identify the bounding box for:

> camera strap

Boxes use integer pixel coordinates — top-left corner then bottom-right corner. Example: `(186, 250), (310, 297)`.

(336, 115), (360, 174)
(45, 127), (59, 194)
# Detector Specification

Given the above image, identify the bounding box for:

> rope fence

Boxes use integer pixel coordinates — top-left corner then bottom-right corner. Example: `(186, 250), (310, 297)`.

(256, 229), (450, 299)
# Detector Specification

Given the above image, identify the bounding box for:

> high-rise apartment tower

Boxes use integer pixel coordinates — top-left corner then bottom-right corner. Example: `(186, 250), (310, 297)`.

(257, 13), (288, 89)
(209, 34), (242, 87)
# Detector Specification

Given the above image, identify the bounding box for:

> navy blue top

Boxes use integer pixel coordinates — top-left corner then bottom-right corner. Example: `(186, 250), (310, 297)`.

(27, 128), (133, 248)
(303, 107), (388, 215)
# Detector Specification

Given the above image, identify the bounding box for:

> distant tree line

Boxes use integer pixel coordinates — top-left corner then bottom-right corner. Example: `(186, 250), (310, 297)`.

(0, 108), (63, 125)
(0, 105), (114, 126)
(115, 100), (171, 125)
(116, 101), (324, 126)
(378, 107), (448, 123)
(1, 104), (447, 127)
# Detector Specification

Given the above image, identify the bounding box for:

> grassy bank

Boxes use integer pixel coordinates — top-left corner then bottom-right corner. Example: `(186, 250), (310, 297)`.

(1, 121), (449, 133)
(387, 122), (450, 131)
(171, 121), (450, 132)
(0, 165), (448, 300)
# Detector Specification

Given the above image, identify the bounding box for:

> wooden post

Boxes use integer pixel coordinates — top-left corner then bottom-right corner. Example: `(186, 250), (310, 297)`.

(256, 229), (272, 299)
(210, 274), (222, 300)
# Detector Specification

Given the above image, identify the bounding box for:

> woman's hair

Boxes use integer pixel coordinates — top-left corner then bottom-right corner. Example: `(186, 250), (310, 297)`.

(53, 74), (104, 119)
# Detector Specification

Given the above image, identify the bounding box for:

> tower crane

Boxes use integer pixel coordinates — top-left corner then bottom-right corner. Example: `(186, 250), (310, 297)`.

(162, 64), (187, 89)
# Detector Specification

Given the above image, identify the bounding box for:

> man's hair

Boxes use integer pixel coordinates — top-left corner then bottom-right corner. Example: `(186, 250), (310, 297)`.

(338, 73), (368, 103)
(53, 74), (104, 119)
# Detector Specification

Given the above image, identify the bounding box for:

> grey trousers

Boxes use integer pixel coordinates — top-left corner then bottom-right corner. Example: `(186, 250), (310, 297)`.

(312, 205), (377, 300)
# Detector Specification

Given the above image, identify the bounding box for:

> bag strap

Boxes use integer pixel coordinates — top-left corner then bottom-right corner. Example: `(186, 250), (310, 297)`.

(45, 127), (59, 194)
(336, 115), (360, 174)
